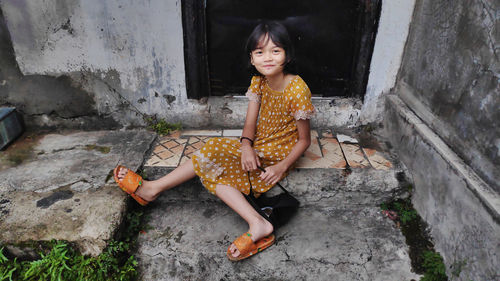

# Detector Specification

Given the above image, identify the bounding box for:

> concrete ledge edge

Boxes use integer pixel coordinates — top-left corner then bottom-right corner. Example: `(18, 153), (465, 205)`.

(387, 95), (500, 223)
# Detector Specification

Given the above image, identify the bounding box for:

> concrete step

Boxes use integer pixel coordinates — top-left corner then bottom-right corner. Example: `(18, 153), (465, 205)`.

(143, 166), (409, 208)
(137, 165), (418, 280)
(0, 130), (156, 257)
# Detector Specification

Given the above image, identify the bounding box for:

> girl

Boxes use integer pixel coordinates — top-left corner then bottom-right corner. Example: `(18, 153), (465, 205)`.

(114, 21), (315, 261)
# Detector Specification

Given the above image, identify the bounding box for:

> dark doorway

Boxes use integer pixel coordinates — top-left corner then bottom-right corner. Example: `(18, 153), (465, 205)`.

(182, 0), (381, 99)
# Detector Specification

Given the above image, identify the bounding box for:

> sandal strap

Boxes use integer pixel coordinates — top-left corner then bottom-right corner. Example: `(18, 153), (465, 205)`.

(119, 166), (143, 194)
(233, 233), (255, 255)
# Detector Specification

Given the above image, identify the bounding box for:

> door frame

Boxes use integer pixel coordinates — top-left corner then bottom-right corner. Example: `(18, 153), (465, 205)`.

(181, 0), (381, 100)
(181, 0), (210, 99)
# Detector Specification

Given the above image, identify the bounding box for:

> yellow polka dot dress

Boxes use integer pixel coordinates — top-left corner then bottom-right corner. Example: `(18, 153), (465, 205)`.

(192, 75), (315, 196)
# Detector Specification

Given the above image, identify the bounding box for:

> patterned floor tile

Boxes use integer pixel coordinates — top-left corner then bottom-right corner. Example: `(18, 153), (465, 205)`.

(295, 138), (346, 169)
(310, 130), (319, 138)
(179, 136), (212, 165)
(339, 143), (370, 168)
(320, 128), (334, 138)
(164, 130), (181, 138)
(319, 138), (347, 169)
(362, 148), (392, 170)
(144, 137), (187, 167)
(295, 138), (322, 168)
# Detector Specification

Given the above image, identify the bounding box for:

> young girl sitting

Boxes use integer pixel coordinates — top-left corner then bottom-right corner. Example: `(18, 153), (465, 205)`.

(114, 21), (315, 261)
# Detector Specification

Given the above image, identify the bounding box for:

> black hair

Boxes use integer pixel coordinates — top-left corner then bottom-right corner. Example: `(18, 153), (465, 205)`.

(245, 21), (296, 75)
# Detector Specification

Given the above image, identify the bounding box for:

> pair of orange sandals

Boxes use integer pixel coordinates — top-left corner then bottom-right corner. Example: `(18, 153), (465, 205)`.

(113, 165), (275, 261)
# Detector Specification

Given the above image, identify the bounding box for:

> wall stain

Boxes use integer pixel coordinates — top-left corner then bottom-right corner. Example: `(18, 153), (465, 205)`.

(163, 94), (176, 104)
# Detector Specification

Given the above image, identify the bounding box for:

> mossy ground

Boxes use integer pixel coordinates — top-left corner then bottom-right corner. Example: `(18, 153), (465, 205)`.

(0, 133), (40, 170)
(381, 197), (448, 281)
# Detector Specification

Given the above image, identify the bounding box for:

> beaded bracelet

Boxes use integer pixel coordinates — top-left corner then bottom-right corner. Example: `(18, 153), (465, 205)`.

(239, 136), (254, 146)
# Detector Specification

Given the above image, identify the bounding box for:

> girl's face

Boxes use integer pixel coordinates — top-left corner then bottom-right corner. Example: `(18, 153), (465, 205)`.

(250, 34), (286, 77)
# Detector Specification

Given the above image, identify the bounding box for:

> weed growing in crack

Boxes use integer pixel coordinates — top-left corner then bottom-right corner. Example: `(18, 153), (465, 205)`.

(393, 201), (418, 225)
(421, 250), (447, 281)
(381, 197), (448, 281)
(0, 210), (146, 281)
(144, 116), (181, 136)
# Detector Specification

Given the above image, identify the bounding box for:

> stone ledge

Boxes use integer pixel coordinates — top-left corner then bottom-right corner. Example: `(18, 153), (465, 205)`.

(384, 94), (500, 280)
(0, 185), (127, 257)
(143, 166), (408, 208)
(387, 95), (500, 223)
(0, 130), (157, 257)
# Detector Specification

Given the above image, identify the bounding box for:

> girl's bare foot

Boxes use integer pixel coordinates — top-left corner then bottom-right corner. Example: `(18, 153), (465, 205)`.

(228, 215), (274, 258)
(116, 167), (159, 202)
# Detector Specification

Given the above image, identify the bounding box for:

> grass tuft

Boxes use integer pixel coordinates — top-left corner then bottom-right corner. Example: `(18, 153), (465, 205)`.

(421, 251), (447, 281)
(381, 198), (448, 281)
(0, 210), (145, 281)
(144, 116), (181, 136)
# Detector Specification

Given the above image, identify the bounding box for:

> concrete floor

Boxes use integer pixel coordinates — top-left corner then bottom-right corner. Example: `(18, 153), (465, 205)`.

(137, 166), (420, 281)
(0, 129), (421, 280)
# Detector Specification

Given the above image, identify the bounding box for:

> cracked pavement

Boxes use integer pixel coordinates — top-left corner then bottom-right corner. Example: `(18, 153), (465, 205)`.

(137, 167), (421, 280)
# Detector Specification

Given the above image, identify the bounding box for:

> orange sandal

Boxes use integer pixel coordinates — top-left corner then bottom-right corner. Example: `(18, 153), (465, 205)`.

(113, 165), (149, 206)
(226, 232), (275, 261)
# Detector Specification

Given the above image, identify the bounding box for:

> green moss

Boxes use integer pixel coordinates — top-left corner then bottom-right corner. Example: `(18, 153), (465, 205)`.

(393, 201), (418, 225)
(6, 147), (33, 166)
(381, 197), (448, 280)
(84, 145), (111, 154)
(421, 251), (447, 281)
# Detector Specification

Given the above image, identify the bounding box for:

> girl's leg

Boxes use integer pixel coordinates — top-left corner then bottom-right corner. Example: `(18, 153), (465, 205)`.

(215, 184), (274, 258)
(116, 159), (196, 202)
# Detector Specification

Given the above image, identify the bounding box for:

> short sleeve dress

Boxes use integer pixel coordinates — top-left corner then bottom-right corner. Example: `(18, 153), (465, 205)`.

(191, 75), (315, 196)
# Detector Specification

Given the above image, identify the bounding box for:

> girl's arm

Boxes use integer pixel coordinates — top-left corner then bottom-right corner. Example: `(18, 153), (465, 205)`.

(240, 100), (261, 171)
(260, 119), (311, 185)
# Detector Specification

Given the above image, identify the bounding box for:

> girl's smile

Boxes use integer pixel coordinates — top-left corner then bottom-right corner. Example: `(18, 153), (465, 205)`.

(250, 34), (287, 78)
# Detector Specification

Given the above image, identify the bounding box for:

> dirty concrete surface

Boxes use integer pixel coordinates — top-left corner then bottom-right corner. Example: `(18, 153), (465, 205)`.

(0, 129), (422, 280)
(136, 166), (420, 281)
(0, 130), (156, 256)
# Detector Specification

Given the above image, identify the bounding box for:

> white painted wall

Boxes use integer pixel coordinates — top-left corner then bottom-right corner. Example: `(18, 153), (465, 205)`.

(360, 0), (416, 124)
(1, 0), (189, 120)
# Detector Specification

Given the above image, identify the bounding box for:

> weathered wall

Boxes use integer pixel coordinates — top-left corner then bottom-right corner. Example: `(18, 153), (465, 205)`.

(0, 8), (119, 130)
(384, 95), (500, 281)
(382, 0), (500, 279)
(0, 0), (197, 129)
(0, 0), (365, 130)
(396, 0), (499, 189)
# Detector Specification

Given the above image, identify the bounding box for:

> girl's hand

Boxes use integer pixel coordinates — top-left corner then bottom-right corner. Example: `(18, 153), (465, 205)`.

(241, 145), (261, 171)
(259, 162), (287, 185)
